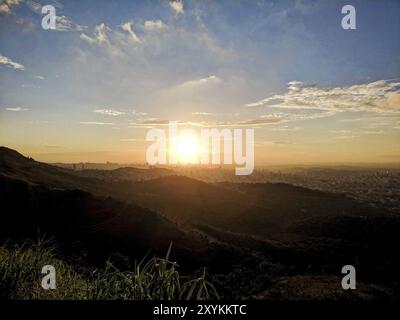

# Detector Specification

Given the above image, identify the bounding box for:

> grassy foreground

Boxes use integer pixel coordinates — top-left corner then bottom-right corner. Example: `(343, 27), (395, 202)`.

(0, 239), (219, 300)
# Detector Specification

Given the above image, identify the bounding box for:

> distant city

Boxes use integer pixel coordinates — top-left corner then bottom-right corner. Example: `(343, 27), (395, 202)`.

(53, 162), (400, 215)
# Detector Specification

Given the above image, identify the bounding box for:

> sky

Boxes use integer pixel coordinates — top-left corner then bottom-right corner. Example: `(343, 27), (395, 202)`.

(0, 0), (399, 165)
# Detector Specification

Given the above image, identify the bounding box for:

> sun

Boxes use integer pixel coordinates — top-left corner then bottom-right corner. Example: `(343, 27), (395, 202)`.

(174, 132), (200, 164)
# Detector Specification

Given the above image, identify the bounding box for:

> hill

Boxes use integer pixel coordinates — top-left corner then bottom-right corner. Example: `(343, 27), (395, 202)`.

(76, 166), (174, 182)
(0, 147), (211, 266)
(1, 146), (400, 299)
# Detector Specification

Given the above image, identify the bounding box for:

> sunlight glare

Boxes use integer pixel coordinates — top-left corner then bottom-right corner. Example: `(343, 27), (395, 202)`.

(175, 132), (200, 164)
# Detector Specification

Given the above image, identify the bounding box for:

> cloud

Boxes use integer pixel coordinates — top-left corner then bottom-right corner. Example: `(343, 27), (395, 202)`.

(141, 118), (171, 125)
(80, 121), (115, 125)
(376, 92), (400, 111)
(79, 33), (96, 44)
(178, 75), (221, 88)
(270, 125), (303, 132)
(121, 22), (141, 43)
(43, 144), (62, 148)
(25, 0), (44, 14)
(129, 119), (208, 128)
(0, 0), (20, 14)
(130, 114), (284, 128)
(246, 80), (400, 114)
(80, 23), (111, 44)
(217, 115), (284, 127)
(77, 14), (235, 72)
(0, 54), (25, 70)
(132, 110), (148, 116)
(94, 108), (125, 116)
(169, 0), (184, 15)
(144, 20), (166, 30)
(5, 107), (29, 111)
(192, 112), (214, 116)
(56, 15), (87, 32)
(222, 119), (280, 127)
(154, 75), (223, 108)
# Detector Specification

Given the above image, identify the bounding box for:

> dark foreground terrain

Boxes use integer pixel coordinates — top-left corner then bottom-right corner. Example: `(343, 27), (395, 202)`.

(1, 146), (399, 299)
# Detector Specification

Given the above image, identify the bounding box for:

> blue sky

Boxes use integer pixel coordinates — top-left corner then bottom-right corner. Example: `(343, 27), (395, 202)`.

(0, 0), (399, 163)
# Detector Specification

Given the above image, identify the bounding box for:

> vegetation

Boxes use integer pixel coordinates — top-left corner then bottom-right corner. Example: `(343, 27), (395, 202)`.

(0, 239), (219, 300)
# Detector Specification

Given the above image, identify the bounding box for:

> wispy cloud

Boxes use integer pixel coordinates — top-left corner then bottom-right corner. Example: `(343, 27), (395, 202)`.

(0, 0), (20, 14)
(143, 20), (166, 30)
(94, 108), (125, 116)
(130, 115), (284, 128)
(0, 54), (24, 70)
(5, 107), (29, 111)
(169, 0), (184, 15)
(25, 0), (44, 14)
(77, 14), (235, 68)
(129, 119), (205, 127)
(270, 125), (303, 132)
(55, 15), (87, 32)
(121, 22), (141, 43)
(43, 144), (62, 148)
(140, 118), (171, 125)
(192, 112), (214, 116)
(80, 121), (115, 125)
(154, 75), (223, 107)
(132, 110), (148, 116)
(246, 80), (400, 114)
(80, 23), (110, 44)
(178, 75), (221, 89)
(217, 116), (284, 127)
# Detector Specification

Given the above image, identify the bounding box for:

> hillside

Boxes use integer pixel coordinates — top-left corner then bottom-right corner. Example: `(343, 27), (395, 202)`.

(1, 146), (400, 299)
(0, 147), (211, 265)
(76, 166), (174, 182)
(0, 146), (393, 240)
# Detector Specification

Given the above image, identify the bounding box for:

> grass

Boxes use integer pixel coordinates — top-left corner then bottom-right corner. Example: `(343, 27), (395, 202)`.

(0, 238), (219, 300)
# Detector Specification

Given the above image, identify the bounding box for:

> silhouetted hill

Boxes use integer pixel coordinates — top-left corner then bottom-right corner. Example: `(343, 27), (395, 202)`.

(0, 146), (107, 192)
(0, 147), (213, 266)
(113, 176), (386, 238)
(0, 174), (210, 262)
(0, 147), (172, 194)
(116, 175), (253, 224)
(214, 182), (386, 236)
(76, 166), (175, 182)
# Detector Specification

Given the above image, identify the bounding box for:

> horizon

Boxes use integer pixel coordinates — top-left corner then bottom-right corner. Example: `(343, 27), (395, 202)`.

(2, 144), (399, 169)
